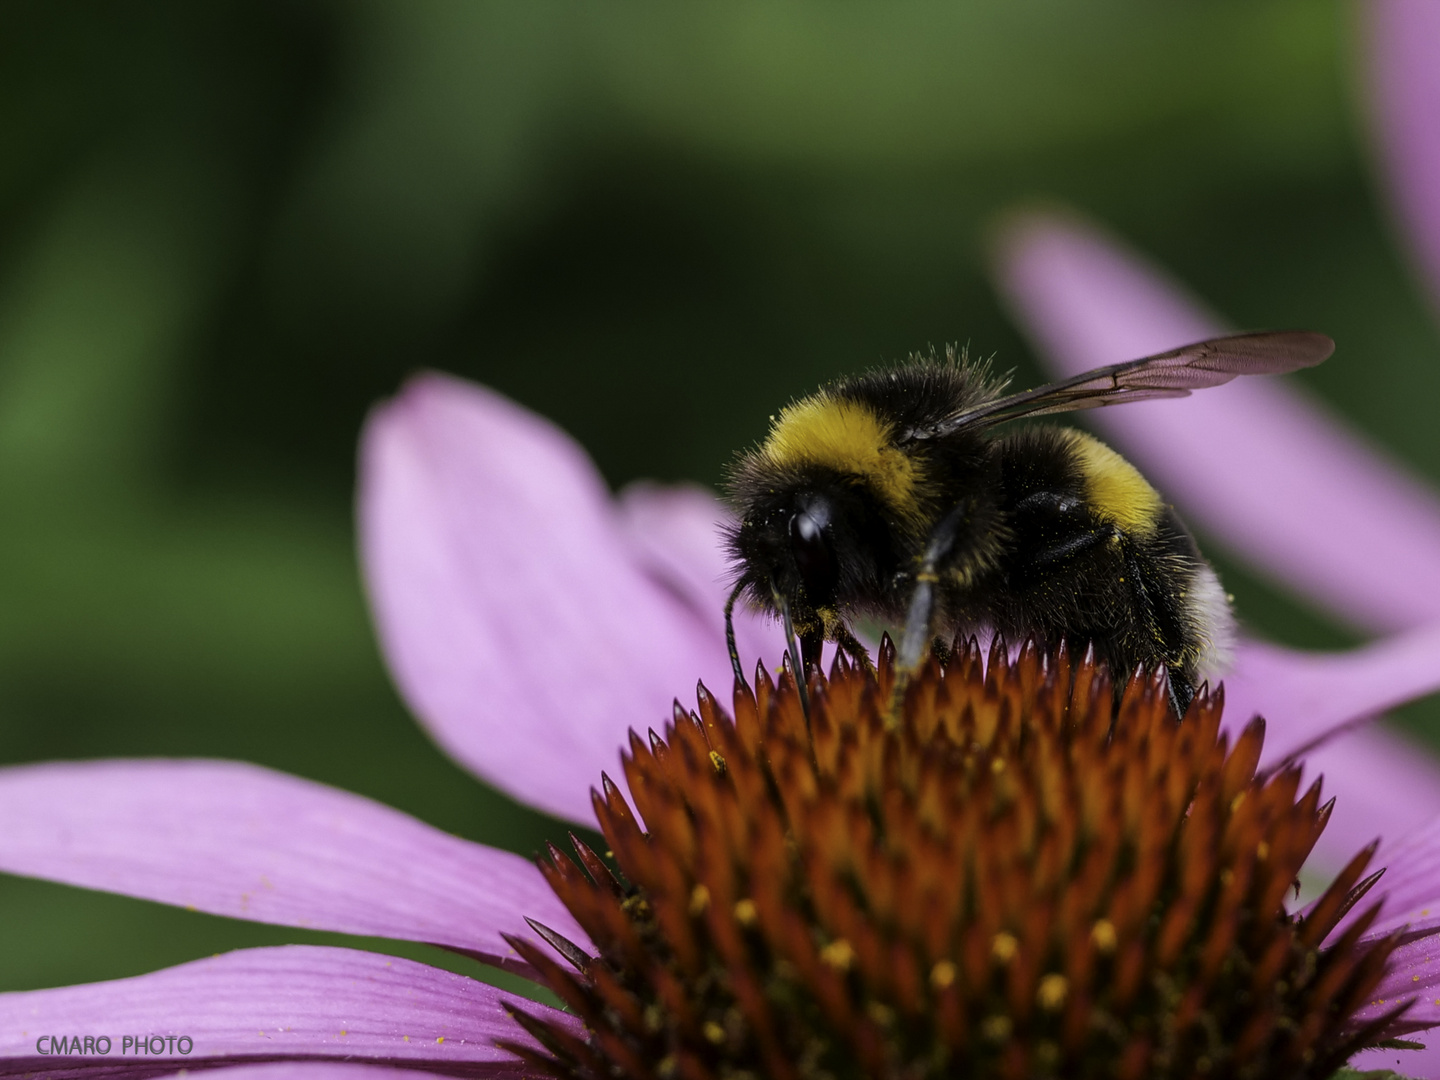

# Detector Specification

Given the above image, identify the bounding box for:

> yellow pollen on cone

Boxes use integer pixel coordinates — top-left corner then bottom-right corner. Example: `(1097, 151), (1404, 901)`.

(981, 1016), (1013, 1043)
(820, 939), (855, 970)
(1091, 918), (1118, 954)
(1037, 974), (1068, 1011)
(930, 959), (957, 990)
(688, 884), (710, 915)
(865, 1001), (896, 1028)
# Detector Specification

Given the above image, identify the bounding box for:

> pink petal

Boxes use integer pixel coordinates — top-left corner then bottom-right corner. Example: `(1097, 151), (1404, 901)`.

(615, 481), (788, 677)
(1352, 804), (1440, 947)
(1348, 1040), (1440, 1078)
(0, 945), (574, 1077)
(1227, 630), (1440, 757)
(1347, 928), (1440, 1075)
(0, 759), (588, 970)
(1360, 926), (1440, 1004)
(1364, 0), (1440, 317)
(1299, 724), (1440, 873)
(158, 1067), (483, 1080)
(991, 208), (1440, 633)
(1218, 628), (1440, 866)
(359, 375), (771, 824)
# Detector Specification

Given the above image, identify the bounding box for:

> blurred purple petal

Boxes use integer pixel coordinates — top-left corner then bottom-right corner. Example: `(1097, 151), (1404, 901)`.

(1217, 623), (1440, 871)
(158, 1066), (479, 1080)
(0, 759), (587, 969)
(1227, 626), (1440, 760)
(158, 1067), (481, 1080)
(1364, 0), (1440, 316)
(992, 208), (1440, 633)
(1348, 1041), (1440, 1078)
(1297, 723), (1440, 872)
(0, 945), (572, 1077)
(1357, 807), (1440, 944)
(616, 481), (787, 676)
(359, 375), (773, 824)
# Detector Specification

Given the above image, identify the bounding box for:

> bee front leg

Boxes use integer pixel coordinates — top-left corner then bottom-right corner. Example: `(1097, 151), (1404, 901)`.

(1168, 670), (1196, 720)
(896, 503), (972, 681)
(800, 628), (825, 675)
(897, 572), (941, 676)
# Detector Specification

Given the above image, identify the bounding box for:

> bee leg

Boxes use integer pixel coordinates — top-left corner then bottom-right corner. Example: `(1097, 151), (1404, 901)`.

(834, 622), (875, 675)
(1168, 670), (1196, 721)
(897, 571), (940, 676)
(930, 636), (952, 666)
(895, 503), (971, 703)
(724, 581), (750, 694)
(1115, 547), (1194, 722)
(773, 589), (811, 721)
(800, 628), (825, 676)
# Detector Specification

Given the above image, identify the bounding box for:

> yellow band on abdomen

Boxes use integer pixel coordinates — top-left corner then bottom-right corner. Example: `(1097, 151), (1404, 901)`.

(1064, 429), (1162, 536)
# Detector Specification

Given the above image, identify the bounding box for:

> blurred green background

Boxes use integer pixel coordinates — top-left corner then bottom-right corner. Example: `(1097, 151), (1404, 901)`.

(4, 0), (1439, 991)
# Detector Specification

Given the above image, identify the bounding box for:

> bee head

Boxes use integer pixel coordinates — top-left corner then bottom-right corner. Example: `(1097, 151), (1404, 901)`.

(725, 467), (898, 634)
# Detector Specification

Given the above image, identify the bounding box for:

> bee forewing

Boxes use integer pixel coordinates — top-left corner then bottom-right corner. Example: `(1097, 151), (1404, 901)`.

(1101, 329), (1334, 387)
(929, 330), (1333, 436)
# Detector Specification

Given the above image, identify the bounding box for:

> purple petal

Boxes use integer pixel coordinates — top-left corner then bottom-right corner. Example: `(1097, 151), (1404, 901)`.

(159, 1067), (485, 1080)
(1364, 0), (1440, 316)
(1346, 927), (1440, 1075)
(1227, 629), (1440, 755)
(1219, 628), (1440, 867)
(615, 481), (788, 676)
(359, 374), (779, 824)
(1348, 1040), (1440, 1078)
(0, 945), (574, 1078)
(1352, 805), (1440, 947)
(991, 208), (1440, 633)
(0, 759), (588, 969)
(1367, 926), (1440, 1003)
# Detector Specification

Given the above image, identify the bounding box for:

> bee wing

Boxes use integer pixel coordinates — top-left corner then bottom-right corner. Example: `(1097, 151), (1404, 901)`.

(916, 331), (1333, 438)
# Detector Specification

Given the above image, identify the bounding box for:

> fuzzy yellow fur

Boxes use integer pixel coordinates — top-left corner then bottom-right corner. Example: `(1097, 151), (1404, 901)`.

(1065, 429), (1162, 536)
(762, 394), (922, 517)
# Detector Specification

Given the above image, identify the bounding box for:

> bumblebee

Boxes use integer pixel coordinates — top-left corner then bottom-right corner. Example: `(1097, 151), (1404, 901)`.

(723, 331), (1333, 716)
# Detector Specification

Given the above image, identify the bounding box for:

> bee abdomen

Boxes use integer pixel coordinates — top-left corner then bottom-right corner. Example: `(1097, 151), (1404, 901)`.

(985, 426), (1235, 692)
(1064, 430), (1164, 537)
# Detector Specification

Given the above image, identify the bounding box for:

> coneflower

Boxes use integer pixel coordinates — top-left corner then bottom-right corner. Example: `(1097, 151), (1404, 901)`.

(507, 639), (1408, 1080)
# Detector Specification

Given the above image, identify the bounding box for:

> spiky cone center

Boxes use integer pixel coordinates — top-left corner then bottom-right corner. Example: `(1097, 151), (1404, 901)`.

(503, 639), (1403, 1080)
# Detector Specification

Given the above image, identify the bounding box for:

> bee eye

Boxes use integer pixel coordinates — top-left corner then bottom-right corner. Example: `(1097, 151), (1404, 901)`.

(790, 509), (838, 604)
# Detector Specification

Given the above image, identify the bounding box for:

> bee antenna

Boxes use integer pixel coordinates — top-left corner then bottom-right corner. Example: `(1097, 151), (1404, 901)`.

(724, 580), (751, 695)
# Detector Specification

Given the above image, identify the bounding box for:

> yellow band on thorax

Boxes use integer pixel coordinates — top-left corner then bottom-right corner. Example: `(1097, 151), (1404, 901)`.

(761, 394), (921, 515)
